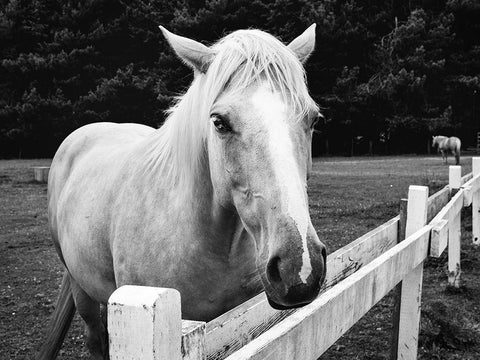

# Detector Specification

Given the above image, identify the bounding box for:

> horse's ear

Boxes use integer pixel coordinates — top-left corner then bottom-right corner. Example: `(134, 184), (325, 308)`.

(288, 24), (316, 64)
(159, 26), (214, 74)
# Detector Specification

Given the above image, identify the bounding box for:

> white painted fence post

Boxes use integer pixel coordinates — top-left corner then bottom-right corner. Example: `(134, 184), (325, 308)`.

(448, 166), (462, 287)
(108, 285), (182, 360)
(396, 185), (428, 360)
(472, 157), (480, 246)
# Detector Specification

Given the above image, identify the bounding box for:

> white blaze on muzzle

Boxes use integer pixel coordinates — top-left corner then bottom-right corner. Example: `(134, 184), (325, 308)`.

(251, 85), (313, 283)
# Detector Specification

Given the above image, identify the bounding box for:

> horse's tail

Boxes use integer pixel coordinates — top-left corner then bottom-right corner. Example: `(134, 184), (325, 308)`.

(36, 270), (76, 360)
(455, 139), (461, 165)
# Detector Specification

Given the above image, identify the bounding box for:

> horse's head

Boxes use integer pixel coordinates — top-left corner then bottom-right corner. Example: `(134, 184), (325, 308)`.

(160, 25), (326, 309)
(432, 136), (438, 147)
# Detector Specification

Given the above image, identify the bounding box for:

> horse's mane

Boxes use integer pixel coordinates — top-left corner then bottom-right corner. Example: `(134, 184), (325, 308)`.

(144, 29), (318, 196)
(433, 135), (446, 144)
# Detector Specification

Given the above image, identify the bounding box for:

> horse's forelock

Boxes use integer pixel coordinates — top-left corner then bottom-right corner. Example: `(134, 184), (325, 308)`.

(206, 29), (318, 119)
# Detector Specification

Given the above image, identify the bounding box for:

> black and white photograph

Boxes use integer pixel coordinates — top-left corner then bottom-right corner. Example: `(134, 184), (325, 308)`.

(1, 1), (480, 359)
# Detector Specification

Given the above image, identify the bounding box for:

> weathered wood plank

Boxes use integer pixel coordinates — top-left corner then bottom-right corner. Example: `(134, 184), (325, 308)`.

(461, 172), (480, 205)
(323, 216), (399, 291)
(108, 285), (182, 360)
(223, 226), (432, 360)
(397, 185), (429, 360)
(428, 189), (464, 261)
(204, 292), (294, 360)
(203, 216), (399, 360)
(427, 186), (449, 223)
(430, 189), (464, 225)
(182, 321), (206, 360)
(430, 219), (449, 258)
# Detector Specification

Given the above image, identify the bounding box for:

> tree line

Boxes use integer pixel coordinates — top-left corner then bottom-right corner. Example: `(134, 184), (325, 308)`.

(0, 0), (479, 158)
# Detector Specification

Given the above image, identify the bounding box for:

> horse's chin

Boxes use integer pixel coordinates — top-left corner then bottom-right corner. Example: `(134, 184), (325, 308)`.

(266, 295), (311, 310)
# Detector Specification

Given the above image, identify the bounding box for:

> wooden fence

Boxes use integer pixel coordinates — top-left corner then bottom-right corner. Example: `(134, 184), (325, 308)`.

(107, 158), (480, 360)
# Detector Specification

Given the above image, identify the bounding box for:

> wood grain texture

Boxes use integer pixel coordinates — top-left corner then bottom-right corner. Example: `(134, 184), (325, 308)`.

(427, 186), (449, 223)
(429, 189), (464, 225)
(108, 285), (182, 360)
(181, 320), (206, 360)
(223, 226), (432, 360)
(405, 186), (429, 238)
(202, 217), (399, 360)
(397, 185), (429, 360)
(430, 219), (449, 258)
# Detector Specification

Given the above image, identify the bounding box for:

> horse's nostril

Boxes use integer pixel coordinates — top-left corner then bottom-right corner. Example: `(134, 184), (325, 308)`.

(267, 256), (282, 283)
(321, 247), (327, 261)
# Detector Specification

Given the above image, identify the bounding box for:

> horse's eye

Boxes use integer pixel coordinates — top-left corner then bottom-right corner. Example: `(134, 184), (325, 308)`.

(212, 114), (232, 134)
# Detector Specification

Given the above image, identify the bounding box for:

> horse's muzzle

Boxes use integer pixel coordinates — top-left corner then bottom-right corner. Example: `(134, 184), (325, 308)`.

(264, 242), (327, 309)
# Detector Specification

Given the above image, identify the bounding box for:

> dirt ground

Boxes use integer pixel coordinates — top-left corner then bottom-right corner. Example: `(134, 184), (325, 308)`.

(1, 156), (479, 359)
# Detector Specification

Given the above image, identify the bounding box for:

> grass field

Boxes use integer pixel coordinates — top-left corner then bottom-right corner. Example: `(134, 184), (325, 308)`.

(1, 156), (479, 359)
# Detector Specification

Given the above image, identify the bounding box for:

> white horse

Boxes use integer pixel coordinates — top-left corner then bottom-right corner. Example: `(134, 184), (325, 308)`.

(432, 135), (461, 165)
(37, 25), (327, 359)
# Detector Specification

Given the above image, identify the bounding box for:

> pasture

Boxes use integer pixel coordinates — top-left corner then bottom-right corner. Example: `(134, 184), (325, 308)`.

(1, 156), (479, 359)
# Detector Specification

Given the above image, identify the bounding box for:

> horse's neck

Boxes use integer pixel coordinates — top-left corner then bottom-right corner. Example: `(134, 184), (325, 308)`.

(136, 134), (252, 261)
(134, 85), (256, 263)
(187, 170), (253, 260)
(182, 177), (261, 299)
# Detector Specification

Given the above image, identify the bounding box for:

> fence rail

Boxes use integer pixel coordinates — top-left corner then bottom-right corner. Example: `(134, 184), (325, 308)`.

(107, 158), (480, 360)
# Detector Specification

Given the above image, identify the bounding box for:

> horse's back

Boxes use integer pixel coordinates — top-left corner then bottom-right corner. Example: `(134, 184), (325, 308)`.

(51, 122), (154, 174)
(436, 135), (461, 151)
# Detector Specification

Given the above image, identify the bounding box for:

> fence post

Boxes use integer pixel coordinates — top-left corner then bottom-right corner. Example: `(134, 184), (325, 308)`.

(33, 166), (49, 183)
(390, 199), (407, 360)
(472, 157), (480, 245)
(108, 285), (182, 360)
(396, 185), (428, 360)
(448, 166), (462, 287)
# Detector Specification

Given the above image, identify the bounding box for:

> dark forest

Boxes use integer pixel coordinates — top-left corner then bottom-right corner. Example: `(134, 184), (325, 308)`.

(0, 0), (479, 158)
